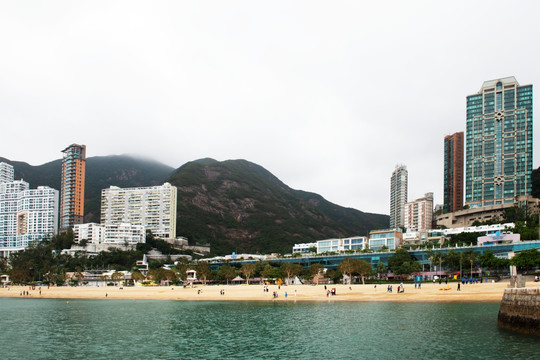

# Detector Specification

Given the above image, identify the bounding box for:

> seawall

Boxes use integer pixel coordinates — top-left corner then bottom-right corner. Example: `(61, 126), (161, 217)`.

(498, 287), (540, 336)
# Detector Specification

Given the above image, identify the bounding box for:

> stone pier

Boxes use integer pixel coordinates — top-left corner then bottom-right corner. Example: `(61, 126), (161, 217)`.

(498, 287), (540, 336)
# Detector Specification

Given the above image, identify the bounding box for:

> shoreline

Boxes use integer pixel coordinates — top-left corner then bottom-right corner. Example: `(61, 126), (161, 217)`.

(3, 282), (536, 303)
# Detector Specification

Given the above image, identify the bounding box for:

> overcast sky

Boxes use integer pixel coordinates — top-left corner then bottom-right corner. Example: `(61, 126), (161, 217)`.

(1, 1), (539, 215)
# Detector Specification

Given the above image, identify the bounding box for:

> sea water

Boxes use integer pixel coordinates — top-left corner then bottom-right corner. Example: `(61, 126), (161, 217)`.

(1, 298), (538, 359)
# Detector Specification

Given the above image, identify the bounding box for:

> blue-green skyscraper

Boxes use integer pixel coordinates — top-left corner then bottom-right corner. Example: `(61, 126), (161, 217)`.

(465, 77), (533, 208)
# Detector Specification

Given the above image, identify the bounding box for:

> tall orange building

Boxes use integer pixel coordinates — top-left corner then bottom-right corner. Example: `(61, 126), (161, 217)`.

(60, 144), (86, 230)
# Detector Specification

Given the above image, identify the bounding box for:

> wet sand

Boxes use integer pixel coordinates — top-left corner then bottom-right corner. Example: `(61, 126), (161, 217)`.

(3, 281), (538, 302)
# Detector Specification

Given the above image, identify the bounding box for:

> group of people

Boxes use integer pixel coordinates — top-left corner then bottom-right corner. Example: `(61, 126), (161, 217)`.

(460, 278), (483, 285)
(387, 283), (405, 293)
(326, 288), (337, 297)
(19, 286), (43, 296)
(219, 289), (225, 295)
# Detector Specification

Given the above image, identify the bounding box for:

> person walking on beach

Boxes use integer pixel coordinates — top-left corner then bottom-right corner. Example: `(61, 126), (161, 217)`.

(457, 283), (461, 291)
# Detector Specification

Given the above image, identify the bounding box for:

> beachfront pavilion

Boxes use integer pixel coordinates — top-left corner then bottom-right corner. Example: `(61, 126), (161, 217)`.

(207, 240), (540, 279)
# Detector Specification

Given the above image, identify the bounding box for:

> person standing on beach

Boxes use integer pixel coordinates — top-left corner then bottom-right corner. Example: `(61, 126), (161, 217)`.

(457, 283), (461, 291)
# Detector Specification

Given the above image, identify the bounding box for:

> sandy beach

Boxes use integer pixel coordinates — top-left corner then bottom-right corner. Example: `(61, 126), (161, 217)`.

(3, 281), (539, 302)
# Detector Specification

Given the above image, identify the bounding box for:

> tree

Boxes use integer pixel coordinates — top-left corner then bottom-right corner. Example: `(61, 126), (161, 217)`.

(281, 263), (302, 284)
(511, 249), (540, 273)
(376, 262), (387, 280)
(531, 166), (540, 198)
(462, 249), (477, 277)
(357, 260), (373, 285)
(338, 258), (359, 284)
(163, 269), (177, 284)
(240, 263), (256, 284)
(479, 250), (509, 275)
(388, 249), (421, 279)
(111, 271), (124, 286)
(309, 263), (324, 284)
(131, 269), (145, 283)
(74, 267), (85, 286)
(443, 250), (461, 272)
(175, 262), (188, 282)
(219, 265), (236, 285)
(261, 264), (280, 281)
(196, 261), (211, 285)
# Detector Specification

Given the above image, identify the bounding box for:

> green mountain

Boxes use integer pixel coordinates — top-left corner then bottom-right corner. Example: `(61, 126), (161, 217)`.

(168, 158), (389, 254)
(1, 155), (389, 255)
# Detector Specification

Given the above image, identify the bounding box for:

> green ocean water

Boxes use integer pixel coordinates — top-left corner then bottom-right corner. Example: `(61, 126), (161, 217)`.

(0, 298), (538, 360)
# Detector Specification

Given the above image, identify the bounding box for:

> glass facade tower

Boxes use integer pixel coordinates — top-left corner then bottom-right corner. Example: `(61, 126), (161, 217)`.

(465, 77), (533, 207)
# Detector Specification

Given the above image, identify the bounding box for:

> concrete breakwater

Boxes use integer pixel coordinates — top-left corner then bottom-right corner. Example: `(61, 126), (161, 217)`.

(498, 287), (540, 336)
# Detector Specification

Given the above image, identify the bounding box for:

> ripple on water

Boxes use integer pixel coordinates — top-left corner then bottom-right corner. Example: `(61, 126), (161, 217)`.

(1, 299), (539, 360)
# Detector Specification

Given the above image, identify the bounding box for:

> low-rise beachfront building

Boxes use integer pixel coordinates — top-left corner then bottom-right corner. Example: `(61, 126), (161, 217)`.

(292, 237), (368, 254)
(368, 229), (403, 251)
(318, 236), (368, 253)
(292, 242), (317, 254)
(402, 230), (445, 247)
(442, 223), (514, 237)
(72, 222), (145, 253)
(402, 223), (515, 248)
(477, 233), (520, 246)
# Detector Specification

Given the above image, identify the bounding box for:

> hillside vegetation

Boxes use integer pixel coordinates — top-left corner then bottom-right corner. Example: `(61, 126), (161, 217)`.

(168, 158), (388, 254)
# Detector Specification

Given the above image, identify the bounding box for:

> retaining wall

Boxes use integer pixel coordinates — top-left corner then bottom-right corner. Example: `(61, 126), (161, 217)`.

(498, 287), (540, 336)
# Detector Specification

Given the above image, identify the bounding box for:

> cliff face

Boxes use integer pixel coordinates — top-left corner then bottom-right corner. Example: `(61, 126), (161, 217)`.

(168, 158), (389, 255)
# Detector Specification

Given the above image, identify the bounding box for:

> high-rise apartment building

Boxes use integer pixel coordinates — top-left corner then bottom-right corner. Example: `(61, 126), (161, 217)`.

(0, 162), (14, 183)
(404, 192), (434, 232)
(0, 162), (59, 252)
(100, 183), (177, 239)
(60, 144), (86, 230)
(465, 77), (533, 208)
(444, 132), (464, 213)
(390, 164), (408, 228)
